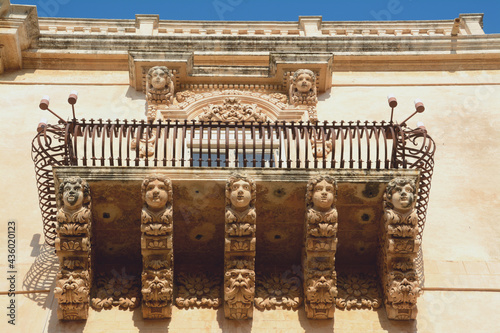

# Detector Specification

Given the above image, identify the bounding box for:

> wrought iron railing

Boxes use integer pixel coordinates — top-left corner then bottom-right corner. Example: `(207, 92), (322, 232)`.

(32, 119), (435, 245)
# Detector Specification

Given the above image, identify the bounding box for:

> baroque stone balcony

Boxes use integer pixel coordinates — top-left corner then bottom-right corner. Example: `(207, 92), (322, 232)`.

(32, 119), (435, 321)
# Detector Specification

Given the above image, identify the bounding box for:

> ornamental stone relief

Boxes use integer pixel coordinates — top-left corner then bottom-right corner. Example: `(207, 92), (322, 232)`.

(303, 176), (338, 319)
(140, 175), (174, 319)
(54, 177), (92, 320)
(335, 273), (382, 310)
(379, 178), (422, 320)
(175, 273), (221, 309)
(255, 272), (303, 310)
(91, 271), (140, 310)
(289, 69), (318, 107)
(224, 175), (256, 319)
(198, 97), (267, 123)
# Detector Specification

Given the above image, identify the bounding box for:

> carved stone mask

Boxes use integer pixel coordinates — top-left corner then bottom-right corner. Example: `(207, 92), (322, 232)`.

(145, 179), (169, 211)
(312, 180), (335, 212)
(295, 73), (314, 93)
(229, 180), (252, 211)
(150, 68), (168, 89)
(391, 183), (415, 211)
(63, 182), (84, 210)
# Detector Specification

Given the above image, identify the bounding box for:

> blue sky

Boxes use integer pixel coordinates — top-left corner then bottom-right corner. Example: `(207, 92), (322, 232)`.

(14, 0), (500, 33)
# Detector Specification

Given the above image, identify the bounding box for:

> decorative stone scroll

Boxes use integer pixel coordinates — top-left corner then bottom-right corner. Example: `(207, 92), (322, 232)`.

(198, 97), (267, 123)
(303, 176), (338, 319)
(289, 69), (318, 107)
(140, 175), (174, 319)
(224, 174), (256, 319)
(379, 178), (422, 320)
(54, 177), (92, 320)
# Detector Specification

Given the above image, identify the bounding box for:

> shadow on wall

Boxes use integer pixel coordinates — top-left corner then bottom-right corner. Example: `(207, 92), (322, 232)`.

(22, 238), (59, 308)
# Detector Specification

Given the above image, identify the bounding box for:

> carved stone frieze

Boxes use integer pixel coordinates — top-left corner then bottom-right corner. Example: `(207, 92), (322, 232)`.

(379, 178), (422, 320)
(335, 273), (381, 310)
(255, 272), (302, 310)
(175, 89), (288, 110)
(140, 175), (174, 319)
(289, 69), (318, 106)
(224, 175), (256, 319)
(55, 177), (92, 320)
(303, 176), (338, 319)
(90, 271), (140, 310)
(176, 273), (221, 309)
(198, 97), (267, 123)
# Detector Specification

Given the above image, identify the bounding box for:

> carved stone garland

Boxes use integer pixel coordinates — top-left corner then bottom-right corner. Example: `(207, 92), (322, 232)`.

(140, 175), (174, 319)
(54, 177), (92, 320)
(224, 175), (256, 319)
(175, 272), (221, 309)
(255, 272), (303, 310)
(303, 176), (338, 319)
(198, 97), (267, 123)
(379, 178), (422, 320)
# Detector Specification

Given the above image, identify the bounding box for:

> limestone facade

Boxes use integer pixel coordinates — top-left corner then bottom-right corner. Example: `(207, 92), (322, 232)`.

(1, 1), (500, 331)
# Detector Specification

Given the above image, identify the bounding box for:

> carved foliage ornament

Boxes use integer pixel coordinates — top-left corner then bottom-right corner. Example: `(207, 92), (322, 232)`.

(255, 272), (303, 310)
(198, 97), (267, 123)
(336, 273), (381, 310)
(176, 273), (221, 309)
(91, 271), (140, 310)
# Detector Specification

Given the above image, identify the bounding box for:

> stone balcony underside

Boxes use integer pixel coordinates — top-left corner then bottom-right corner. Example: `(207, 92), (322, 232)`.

(52, 167), (418, 319)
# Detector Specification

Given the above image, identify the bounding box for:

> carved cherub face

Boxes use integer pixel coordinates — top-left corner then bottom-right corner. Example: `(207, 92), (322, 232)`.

(229, 180), (252, 211)
(149, 68), (169, 89)
(62, 182), (84, 210)
(312, 180), (335, 212)
(295, 73), (314, 93)
(386, 179), (416, 212)
(144, 179), (169, 211)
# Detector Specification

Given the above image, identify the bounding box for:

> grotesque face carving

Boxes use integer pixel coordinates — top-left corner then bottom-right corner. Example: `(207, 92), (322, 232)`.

(388, 270), (421, 308)
(312, 180), (335, 212)
(229, 179), (252, 212)
(295, 73), (314, 93)
(60, 177), (89, 211)
(386, 178), (416, 212)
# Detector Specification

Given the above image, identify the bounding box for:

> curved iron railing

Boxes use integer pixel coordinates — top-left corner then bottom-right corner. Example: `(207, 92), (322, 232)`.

(31, 123), (70, 246)
(33, 119), (435, 245)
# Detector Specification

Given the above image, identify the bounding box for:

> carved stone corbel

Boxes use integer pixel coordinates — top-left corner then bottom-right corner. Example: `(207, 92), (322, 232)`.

(379, 178), (422, 320)
(289, 69), (318, 107)
(224, 175), (256, 319)
(140, 175), (174, 319)
(303, 176), (338, 319)
(54, 177), (92, 320)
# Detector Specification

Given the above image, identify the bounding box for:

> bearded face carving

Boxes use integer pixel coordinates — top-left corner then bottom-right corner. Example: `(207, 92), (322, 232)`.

(224, 268), (255, 319)
(141, 270), (173, 307)
(387, 270), (421, 309)
(305, 271), (337, 319)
